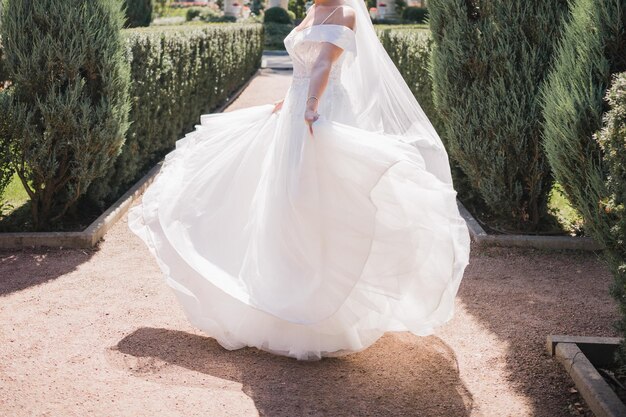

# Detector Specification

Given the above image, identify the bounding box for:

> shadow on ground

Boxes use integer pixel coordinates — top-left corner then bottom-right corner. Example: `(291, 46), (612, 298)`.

(0, 248), (96, 296)
(458, 245), (618, 416)
(114, 327), (474, 417)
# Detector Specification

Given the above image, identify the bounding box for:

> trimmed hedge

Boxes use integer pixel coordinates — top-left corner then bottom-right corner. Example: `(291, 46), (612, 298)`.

(376, 27), (439, 132)
(402, 7), (428, 23)
(1, 0), (131, 229)
(87, 23), (264, 206)
(264, 7), (293, 24)
(124, 0), (152, 28)
(264, 22), (293, 50)
(429, 0), (570, 231)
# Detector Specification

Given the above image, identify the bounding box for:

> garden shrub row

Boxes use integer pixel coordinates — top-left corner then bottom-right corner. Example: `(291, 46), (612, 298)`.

(87, 23), (264, 207)
(429, 0), (570, 231)
(375, 27), (439, 132)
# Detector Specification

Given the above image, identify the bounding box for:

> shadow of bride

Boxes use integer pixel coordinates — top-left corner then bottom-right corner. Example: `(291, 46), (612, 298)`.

(113, 327), (474, 416)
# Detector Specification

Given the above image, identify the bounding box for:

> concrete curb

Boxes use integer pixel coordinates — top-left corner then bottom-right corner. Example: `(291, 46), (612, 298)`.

(0, 70), (260, 250)
(547, 335), (626, 417)
(457, 200), (602, 251)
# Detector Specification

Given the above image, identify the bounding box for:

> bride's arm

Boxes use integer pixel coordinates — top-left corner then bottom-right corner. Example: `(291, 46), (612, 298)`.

(304, 44), (345, 134)
(305, 12), (356, 135)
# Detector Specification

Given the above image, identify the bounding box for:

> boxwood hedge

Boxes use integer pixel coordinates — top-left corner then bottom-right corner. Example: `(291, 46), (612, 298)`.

(87, 23), (264, 206)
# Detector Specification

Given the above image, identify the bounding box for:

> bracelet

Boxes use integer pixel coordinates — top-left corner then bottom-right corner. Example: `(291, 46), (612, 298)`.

(306, 96), (319, 103)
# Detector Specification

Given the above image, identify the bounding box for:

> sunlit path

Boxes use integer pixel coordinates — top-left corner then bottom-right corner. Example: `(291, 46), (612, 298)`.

(0, 70), (619, 417)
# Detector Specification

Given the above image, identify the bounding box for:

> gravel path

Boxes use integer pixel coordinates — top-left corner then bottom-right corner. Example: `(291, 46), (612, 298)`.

(0, 68), (620, 417)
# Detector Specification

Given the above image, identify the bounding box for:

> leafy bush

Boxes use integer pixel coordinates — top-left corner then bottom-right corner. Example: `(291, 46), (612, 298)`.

(1, 0), (130, 230)
(402, 7), (428, 23)
(429, 0), (570, 231)
(288, 0), (306, 19)
(87, 23), (264, 206)
(264, 6), (293, 24)
(186, 7), (205, 21)
(264, 22), (293, 50)
(124, 0), (152, 28)
(596, 73), (626, 371)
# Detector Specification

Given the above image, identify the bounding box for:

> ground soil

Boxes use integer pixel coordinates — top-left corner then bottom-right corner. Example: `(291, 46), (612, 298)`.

(0, 67), (620, 417)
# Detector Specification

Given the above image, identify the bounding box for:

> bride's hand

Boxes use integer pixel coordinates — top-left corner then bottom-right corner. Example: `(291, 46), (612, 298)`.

(272, 99), (284, 114)
(304, 110), (319, 135)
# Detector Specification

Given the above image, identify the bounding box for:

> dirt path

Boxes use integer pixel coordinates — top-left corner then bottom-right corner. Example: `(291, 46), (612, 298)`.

(0, 67), (619, 417)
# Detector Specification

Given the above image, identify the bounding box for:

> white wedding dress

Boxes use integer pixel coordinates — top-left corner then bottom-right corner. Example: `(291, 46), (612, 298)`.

(128, 14), (471, 360)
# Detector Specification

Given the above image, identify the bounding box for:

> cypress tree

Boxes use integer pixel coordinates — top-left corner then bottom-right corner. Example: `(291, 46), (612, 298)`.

(429, 0), (569, 231)
(541, 0), (626, 244)
(124, 0), (152, 28)
(0, 0), (131, 229)
(542, 0), (626, 365)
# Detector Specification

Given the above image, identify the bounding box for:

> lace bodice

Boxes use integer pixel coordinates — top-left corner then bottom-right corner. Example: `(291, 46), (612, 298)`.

(284, 24), (357, 81)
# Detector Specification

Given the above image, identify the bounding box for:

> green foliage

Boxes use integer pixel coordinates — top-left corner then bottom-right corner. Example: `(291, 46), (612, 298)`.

(87, 24), (264, 206)
(1, 0), (131, 230)
(288, 0), (306, 19)
(542, 0), (626, 244)
(540, 0), (626, 366)
(596, 73), (626, 371)
(124, 0), (152, 28)
(0, 90), (16, 215)
(429, 0), (570, 231)
(186, 7), (205, 21)
(264, 6), (293, 24)
(153, 0), (171, 17)
(402, 7), (428, 23)
(394, 0), (406, 18)
(251, 0), (264, 16)
(264, 22), (294, 50)
(0, 34), (5, 83)
(376, 27), (439, 132)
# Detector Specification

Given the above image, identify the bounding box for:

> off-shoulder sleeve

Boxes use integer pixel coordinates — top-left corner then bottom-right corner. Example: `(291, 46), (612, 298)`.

(300, 25), (357, 57)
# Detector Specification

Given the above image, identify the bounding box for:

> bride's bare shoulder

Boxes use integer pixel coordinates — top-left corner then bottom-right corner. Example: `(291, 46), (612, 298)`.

(334, 5), (356, 30)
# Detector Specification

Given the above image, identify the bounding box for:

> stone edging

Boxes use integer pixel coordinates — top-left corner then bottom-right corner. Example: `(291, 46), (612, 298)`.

(0, 69), (261, 250)
(547, 335), (626, 417)
(457, 200), (602, 251)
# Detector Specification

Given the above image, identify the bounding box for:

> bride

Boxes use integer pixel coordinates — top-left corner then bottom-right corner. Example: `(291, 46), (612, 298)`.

(128, 0), (471, 360)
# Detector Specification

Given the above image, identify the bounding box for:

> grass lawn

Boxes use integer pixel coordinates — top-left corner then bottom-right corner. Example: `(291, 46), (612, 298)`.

(547, 181), (584, 235)
(2, 173), (28, 215)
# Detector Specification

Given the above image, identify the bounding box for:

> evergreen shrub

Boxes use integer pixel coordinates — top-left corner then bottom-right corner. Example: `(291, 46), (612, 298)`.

(264, 7), (293, 24)
(124, 0), (152, 27)
(595, 72), (626, 374)
(264, 22), (293, 50)
(0, 0), (130, 229)
(541, 0), (626, 365)
(429, 0), (570, 231)
(402, 6), (427, 23)
(542, 0), (626, 244)
(87, 24), (264, 206)
(596, 72), (626, 370)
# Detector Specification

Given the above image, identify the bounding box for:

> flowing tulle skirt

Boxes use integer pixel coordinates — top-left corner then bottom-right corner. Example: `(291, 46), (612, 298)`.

(128, 103), (470, 360)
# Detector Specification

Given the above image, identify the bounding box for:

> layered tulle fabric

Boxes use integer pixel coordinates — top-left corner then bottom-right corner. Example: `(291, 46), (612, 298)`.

(128, 23), (470, 360)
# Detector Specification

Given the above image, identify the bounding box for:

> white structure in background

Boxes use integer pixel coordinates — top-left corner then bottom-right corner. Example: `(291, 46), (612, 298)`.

(224, 0), (243, 17)
(267, 0), (289, 9)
